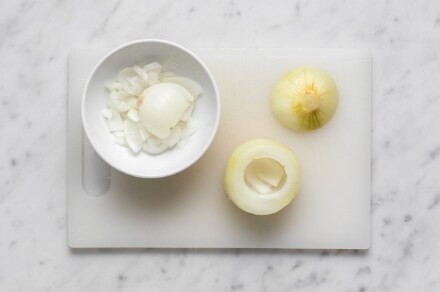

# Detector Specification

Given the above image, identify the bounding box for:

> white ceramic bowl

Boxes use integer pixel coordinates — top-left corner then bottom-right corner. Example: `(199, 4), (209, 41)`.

(82, 39), (220, 178)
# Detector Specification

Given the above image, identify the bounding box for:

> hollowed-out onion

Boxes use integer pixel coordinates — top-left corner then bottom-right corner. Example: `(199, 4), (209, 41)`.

(224, 139), (301, 215)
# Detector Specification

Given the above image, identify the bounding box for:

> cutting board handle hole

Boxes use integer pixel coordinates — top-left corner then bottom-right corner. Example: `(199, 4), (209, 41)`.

(82, 132), (111, 197)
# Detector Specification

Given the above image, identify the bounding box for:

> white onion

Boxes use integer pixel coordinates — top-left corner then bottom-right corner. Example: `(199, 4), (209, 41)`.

(139, 83), (191, 139)
(103, 61), (202, 155)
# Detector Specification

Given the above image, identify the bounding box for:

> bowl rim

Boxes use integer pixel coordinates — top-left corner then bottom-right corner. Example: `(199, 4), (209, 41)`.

(81, 39), (221, 178)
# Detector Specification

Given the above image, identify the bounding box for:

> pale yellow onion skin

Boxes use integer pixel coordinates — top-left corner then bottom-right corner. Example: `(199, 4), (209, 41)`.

(224, 139), (301, 215)
(271, 67), (339, 131)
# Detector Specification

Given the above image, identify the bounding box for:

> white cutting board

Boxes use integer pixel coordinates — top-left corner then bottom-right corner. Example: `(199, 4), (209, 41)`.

(68, 48), (371, 249)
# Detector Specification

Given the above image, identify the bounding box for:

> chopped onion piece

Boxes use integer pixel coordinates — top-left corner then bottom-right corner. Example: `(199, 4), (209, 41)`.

(143, 62), (162, 74)
(106, 111), (124, 132)
(142, 136), (168, 155)
(145, 71), (160, 87)
(182, 118), (197, 138)
(138, 124), (151, 142)
(108, 93), (130, 113)
(132, 65), (148, 81)
(105, 81), (121, 91)
(168, 125), (183, 148)
(102, 109), (112, 119)
(244, 173), (273, 195)
(124, 120), (142, 153)
(114, 135), (127, 146)
(161, 76), (203, 98)
(180, 101), (194, 122)
(127, 97), (138, 109)
(118, 68), (146, 96)
(160, 71), (177, 79)
(244, 158), (286, 194)
(126, 109), (140, 123)
(113, 131), (125, 138)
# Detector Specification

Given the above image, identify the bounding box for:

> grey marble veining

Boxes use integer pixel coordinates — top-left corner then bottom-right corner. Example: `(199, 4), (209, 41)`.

(1, 0), (440, 291)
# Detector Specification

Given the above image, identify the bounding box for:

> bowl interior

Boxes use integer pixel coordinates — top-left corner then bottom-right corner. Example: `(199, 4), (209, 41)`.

(82, 41), (220, 178)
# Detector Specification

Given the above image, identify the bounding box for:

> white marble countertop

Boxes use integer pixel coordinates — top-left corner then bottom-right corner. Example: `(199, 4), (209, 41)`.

(1, 0), (440, 291)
